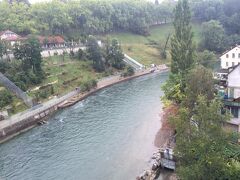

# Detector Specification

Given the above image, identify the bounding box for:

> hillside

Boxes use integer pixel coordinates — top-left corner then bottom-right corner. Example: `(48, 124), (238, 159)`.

(104, 22), (201, 66)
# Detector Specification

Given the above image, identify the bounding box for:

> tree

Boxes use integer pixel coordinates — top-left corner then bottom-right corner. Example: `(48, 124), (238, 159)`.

(13, 36), (44, 83)
(86, 37), (105, 72)
(200, 20), (225, 52)
(161, 73), (186, 104)
(106, 39), (125, 70)
(196, 50), (217, 68)
(170, 0), (195, 76)
(184, 66), (215, 110)
(173, 96), (239, 179)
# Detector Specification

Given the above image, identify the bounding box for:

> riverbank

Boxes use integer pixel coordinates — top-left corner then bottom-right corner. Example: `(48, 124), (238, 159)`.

(137, 104), (178, 180)
(0, 65), (169, 143)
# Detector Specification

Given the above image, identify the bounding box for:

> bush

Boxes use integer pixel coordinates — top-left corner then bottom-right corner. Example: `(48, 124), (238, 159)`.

(77, 48), (87, 60)
(121, 66), (135, 77)
(69, 50), (75, 58)
(0, 90), (13, 108)
(80, 78), (97, 92)
(35, 85), (54, 100)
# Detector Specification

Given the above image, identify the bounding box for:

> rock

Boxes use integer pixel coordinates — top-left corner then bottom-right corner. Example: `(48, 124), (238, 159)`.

(152, 163), (158, 171)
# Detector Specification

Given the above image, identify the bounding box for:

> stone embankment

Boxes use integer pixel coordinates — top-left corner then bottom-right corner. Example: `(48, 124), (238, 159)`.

(0, 65), (169, 143)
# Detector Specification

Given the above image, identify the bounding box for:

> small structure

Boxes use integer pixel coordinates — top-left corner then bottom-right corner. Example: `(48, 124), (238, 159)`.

(37, 36), (66, 49)
(159, 148), (176, 170)
(0, 30), (25, 46)
(220, 45), (240, 69)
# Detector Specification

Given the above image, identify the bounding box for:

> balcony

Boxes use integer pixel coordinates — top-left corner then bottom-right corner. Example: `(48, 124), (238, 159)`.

(224, 99), (240, 107)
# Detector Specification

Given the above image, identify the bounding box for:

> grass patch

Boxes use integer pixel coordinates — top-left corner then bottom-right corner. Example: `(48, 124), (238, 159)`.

(103, 22), (202, 66)
(27, 55), (106, 102)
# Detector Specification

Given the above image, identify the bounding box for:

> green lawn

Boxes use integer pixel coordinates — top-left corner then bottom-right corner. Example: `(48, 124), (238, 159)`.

(103, 22), (202, 66)
(28, 55), (106, 102)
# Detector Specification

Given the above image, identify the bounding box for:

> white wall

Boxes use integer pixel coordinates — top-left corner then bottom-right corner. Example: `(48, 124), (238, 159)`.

(221, 46), (240, 69)
(228, 65), (240, 98)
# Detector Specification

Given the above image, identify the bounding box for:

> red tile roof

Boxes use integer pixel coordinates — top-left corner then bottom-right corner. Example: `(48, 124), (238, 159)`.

(38, 36), (65, 44)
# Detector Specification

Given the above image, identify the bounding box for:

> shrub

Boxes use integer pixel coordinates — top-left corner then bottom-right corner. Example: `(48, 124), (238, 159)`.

(121, 66), (135, 77)
(77, 48), (87, 60)
(0, 90), (13, 108)
(69, 50), (75, 58)
(80, 78), (97, 92)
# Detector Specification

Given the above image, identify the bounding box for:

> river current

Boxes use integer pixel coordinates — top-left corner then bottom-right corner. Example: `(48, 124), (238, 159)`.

(0, 72), (168, 180)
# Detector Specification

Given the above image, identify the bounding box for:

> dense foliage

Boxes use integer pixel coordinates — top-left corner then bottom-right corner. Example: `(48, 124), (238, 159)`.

(1, 37), (44, 91)
(163, 0), (240, 178)
(0, 0), (173, 36)
(0, 89), (13, 108)
(191, 0), (240, 50)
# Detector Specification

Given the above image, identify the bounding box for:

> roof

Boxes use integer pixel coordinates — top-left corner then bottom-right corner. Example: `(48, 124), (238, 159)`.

(220, 45), (240, 58)
(37, 36), (65, 44)
(228, 63), (240, 75)
(0, 30), (22, 41)
(0, 30), (14, 36)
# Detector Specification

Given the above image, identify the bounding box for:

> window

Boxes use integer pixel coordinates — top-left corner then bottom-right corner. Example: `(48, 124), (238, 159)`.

(232, 53), (235, 58)
(232, 62), (235, 66)
(226, 62), (228, 67)
(229, 88), (234, 98)
(231, 107), (239, 118)
(226, 54), (229, 58)
(238, 53), (240, 58)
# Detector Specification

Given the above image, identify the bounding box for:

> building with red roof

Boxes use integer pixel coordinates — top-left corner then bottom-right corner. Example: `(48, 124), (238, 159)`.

(37, 35), (66, 49)
(0, 30), (24, 46)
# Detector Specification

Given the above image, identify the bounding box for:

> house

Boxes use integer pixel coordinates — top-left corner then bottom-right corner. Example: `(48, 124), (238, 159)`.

(223, 64), (240, 133)
(0, 30), (24, 46)
(37, 36), (66, 49)
(220, 45), (240, 69)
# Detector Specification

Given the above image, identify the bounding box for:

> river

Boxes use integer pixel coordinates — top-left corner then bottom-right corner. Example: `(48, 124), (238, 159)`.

(0, 72), (168, 180)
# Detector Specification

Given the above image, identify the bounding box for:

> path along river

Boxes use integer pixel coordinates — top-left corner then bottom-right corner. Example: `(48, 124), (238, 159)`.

(0, 72), (168, 180)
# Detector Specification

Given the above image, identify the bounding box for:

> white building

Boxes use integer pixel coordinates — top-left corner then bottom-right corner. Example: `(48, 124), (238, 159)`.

(227, 64), (240, 99)
(220, 45), (240, 69)
(223, 64), (240, 134)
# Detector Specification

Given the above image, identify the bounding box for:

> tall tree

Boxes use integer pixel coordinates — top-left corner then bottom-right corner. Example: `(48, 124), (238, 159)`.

(170, 0), (195, 75)
(13, 36), (43, 78)
(87, 37), (105, 72)
(184, 66), (215, 111)
(106, 39), (125, 70)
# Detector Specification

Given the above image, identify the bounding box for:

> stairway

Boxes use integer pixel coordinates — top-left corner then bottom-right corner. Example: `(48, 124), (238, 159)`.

(123, 54), (145, 71)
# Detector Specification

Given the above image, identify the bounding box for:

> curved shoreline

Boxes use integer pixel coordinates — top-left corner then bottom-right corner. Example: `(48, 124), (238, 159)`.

(0, 66), (169, 144)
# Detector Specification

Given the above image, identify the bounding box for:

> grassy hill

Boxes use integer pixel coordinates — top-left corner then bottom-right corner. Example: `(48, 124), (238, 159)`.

(103, 22), (201, 66)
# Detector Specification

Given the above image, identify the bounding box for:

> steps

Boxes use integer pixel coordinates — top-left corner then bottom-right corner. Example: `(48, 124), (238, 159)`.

(123, 54), (145, 70)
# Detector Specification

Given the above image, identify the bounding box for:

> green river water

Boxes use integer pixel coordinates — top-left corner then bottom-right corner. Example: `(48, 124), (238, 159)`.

(0, 72), (168, 180)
